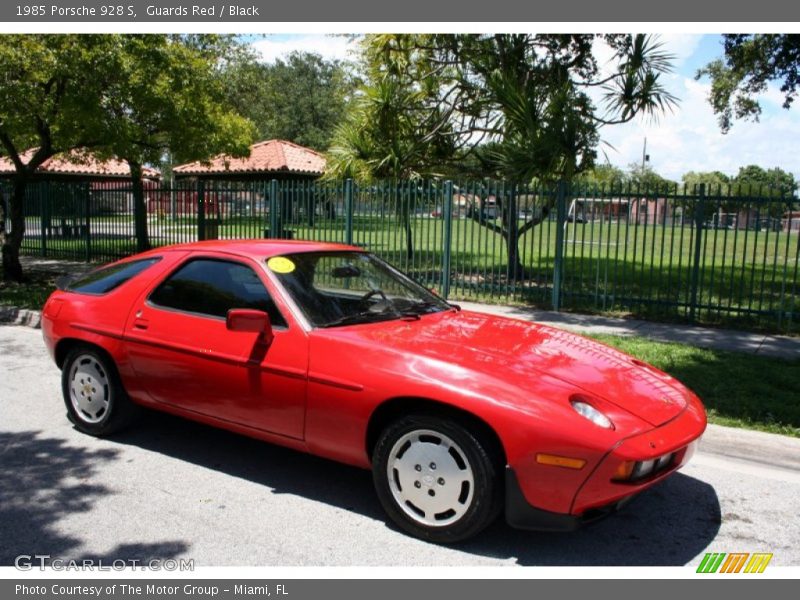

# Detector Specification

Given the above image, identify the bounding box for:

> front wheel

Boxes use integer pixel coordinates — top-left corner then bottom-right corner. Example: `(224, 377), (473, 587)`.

(372, 414), (502, 543)
(62, 346), (139, 436)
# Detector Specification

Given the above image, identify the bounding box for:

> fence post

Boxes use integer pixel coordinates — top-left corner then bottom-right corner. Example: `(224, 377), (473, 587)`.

(83, 183), (91, 262)
(688, 183), (706, 322)
(197, 179), (206, 241)
(552, 180), (568, 311)
(344, 178), (354, 246)
(269, 179), (279, 238)
(40, 181), (48, 258)
(441, 180), (454, 299)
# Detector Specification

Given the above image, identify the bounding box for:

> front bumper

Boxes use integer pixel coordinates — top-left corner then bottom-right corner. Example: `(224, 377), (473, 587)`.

(505, 397), (706, 530)
(505, 467), (636, 531)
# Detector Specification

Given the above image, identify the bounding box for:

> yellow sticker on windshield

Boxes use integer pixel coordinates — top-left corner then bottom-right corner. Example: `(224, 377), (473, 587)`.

(267, 256), (296, 274)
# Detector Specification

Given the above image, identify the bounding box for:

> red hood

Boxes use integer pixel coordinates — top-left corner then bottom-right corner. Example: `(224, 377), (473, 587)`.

(317, 310), (689, 427)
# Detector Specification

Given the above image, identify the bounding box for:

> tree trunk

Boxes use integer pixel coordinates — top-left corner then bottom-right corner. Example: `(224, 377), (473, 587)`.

(1, 177), (28, 282)
(404, 218), (414, 261)
(502, 185), (525, 280)
(129, 161), (150, 252)
(397, 185), (414, 261)
(504, 232), (525, 280)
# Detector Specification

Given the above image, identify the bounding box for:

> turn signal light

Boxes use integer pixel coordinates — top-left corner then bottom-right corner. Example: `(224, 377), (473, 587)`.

(612, 453), (675, 482)
(612, 460), (635, 481)
(536, 453), (587, 470)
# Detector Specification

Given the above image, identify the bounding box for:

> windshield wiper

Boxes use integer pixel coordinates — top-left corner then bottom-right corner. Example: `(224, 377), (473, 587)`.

(399, 300), (446, 315)
(319, 304), (424, 328)
(318, 310), (396, 328)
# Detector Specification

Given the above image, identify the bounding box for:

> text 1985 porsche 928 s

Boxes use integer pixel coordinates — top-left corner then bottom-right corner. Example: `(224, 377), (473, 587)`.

(42, 240), (706, 543)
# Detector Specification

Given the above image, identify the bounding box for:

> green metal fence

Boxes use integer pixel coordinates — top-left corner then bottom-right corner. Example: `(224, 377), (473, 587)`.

(3, 178), (799, 333)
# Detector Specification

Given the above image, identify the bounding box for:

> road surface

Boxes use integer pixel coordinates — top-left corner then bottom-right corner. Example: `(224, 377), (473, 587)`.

(1, 324), (798, 567)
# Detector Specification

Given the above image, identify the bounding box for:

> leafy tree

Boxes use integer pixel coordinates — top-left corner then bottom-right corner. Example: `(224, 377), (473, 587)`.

(627, 163), (678, 190)
(329, 34), (677, 277)
(0, 35), (115, 281)
(0, 35), (256, 279)
(681, 170), (731, 191)
(223, 50), (355, 151)
(575, 164), (627, 189)
(681, 166), (795, 197)
(326, 37), (457, 258)
(732, 166), (797, 218)
(732, 164), (796, 195)
(89, 35), (255, 251)
(698, 34), (800, 132)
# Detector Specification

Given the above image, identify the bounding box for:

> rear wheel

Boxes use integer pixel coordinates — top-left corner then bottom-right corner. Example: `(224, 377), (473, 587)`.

(372, 414), (502, 543)
(62, 346), (139, 436)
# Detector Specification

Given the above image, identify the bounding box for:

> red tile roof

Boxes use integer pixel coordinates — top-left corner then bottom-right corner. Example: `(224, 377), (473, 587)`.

(0, 148), (160, 179)
(172, 139), (326, 177)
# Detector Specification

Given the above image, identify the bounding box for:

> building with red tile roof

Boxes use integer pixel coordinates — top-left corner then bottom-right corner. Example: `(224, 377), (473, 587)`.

(172, 139), (325, 180)
(0, 148), (160, 181)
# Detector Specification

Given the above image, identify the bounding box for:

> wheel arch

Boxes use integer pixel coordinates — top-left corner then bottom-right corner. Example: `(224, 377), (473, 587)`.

(365, 396), (507, 467)
(55, 337), (115, 371)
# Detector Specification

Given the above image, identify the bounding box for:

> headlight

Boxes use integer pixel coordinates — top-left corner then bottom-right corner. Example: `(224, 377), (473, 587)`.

(571, 399), (614, 429)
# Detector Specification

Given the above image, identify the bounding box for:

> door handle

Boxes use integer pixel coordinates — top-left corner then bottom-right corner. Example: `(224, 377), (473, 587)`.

(133, 318), (149, 330)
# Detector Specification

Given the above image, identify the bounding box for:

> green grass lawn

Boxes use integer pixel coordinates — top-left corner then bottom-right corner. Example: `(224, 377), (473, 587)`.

(590, 334), (800, 438)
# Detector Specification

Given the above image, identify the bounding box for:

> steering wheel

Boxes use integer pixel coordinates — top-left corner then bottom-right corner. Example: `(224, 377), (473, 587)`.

(359, 288), (387, 303)
(358, 288), (391, 312)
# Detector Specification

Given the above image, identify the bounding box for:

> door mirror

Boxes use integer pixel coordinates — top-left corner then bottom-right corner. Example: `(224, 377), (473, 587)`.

(226, 309), (274, 345)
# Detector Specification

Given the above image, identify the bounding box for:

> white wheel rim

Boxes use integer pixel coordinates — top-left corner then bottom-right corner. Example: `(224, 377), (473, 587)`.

(387, 429), (475, 527)
(69, 354), (111, 424)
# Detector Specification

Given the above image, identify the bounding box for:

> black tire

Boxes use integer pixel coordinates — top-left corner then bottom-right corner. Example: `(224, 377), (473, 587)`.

(61, 345), (140, 436)
(372, 413), (502, 543)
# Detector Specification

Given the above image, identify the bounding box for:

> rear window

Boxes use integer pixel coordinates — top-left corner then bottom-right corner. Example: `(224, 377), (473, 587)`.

(67, 258), (161, 295)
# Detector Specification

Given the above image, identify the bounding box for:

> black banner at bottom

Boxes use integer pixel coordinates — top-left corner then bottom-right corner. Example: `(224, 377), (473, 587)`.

(2, 579), (792, 600)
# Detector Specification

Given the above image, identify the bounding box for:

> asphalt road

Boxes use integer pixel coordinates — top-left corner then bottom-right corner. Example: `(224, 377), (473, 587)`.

(2, 324), (799, 567)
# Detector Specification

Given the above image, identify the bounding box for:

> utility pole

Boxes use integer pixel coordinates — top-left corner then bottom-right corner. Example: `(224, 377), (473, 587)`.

(641, 137), (650, 171)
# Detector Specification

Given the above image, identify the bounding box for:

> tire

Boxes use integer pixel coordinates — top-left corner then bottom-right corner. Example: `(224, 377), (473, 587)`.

(372, 413), (502, 543)
(61, 345), (140, 436)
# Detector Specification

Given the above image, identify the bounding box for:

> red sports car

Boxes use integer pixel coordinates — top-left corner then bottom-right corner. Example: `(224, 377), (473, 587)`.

(42, 240), (706, 543)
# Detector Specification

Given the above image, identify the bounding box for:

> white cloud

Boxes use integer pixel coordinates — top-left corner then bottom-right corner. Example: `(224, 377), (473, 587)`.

(599, 75), (800, 183)
(251, 35), (358, 63)
(657, 34), (702, 70)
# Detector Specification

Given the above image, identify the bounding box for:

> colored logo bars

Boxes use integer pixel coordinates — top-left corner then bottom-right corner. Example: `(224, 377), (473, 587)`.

(696, 552), (773, 573)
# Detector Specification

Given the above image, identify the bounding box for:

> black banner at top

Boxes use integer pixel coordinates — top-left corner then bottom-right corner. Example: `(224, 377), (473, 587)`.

(2, 0), (800, 22)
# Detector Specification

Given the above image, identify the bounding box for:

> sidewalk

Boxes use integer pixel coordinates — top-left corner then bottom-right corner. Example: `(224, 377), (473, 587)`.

(8, 256), (800, 360)
(20, 255), (92, 275)
(457, 301), (800, 359)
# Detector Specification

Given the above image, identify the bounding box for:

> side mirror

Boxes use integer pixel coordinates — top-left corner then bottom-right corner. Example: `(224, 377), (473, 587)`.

(226, 309), (274, 346)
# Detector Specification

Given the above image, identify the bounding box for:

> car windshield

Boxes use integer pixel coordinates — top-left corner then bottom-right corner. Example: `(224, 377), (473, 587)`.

(267, 251), (451, 328)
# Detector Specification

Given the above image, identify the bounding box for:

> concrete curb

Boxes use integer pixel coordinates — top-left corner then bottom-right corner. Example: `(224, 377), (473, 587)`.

(0, 306), (42, 329)
(700, 423), (800, 472)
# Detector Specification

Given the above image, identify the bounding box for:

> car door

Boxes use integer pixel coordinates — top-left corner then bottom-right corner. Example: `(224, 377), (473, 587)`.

(123, 254), (307, 439)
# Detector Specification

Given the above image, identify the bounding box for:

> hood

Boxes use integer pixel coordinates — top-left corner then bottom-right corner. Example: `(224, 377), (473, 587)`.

(319, 310), (689, 427)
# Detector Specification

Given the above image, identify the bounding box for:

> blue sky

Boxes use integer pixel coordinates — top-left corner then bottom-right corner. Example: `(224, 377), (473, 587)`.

(250, 34), (800, 183)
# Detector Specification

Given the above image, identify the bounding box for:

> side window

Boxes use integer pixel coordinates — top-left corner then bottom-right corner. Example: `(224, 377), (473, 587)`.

(148, 258), (287, 327)
(67, 258), (161, 294)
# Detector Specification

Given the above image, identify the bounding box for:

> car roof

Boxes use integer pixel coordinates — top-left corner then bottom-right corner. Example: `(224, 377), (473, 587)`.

(136, 239), (364, 260)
